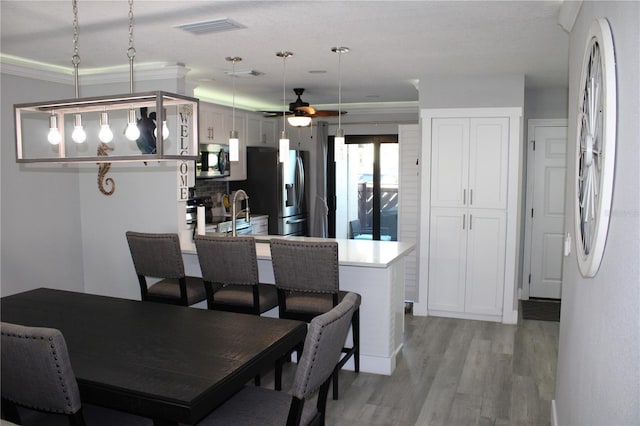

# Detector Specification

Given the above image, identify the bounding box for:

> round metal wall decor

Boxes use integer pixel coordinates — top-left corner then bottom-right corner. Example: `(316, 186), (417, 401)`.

(574, 18), (617, 278)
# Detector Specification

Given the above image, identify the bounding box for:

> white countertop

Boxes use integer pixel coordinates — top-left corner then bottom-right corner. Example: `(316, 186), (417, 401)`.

(184, 236), (415, 269)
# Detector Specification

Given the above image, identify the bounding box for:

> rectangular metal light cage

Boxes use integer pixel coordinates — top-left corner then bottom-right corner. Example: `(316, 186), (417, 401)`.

(15, 91), (199, 163)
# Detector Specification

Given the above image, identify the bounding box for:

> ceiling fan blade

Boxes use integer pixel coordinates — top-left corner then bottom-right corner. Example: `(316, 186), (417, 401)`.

(262, 110), (293, 118)
(310, 110), (347, 117)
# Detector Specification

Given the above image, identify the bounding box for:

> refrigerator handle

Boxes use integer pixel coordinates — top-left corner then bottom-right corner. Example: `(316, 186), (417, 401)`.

(296, 154), (305, 208)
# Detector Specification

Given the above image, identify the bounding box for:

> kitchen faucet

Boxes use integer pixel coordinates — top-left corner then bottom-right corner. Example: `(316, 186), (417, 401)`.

(231, 189), (250, 236)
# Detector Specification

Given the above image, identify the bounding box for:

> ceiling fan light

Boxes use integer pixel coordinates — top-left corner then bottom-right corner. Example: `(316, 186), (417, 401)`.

(287, 115), (312, 127)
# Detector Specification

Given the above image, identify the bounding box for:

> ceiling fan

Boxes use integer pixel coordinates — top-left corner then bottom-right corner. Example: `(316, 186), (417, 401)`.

(263, 88), (346, 119)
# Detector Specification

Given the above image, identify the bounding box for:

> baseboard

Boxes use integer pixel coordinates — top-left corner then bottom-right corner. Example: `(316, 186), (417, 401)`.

(551, 399), (558, 426)
(502, 309), (518, 325)
(412, 301), (428, 316)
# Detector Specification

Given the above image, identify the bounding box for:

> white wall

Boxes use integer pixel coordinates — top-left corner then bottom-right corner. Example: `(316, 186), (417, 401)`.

(77, 76), (189, 299)
(1, 74), (85, 296)
(554, 2), (640, 425)
(524, 88), (569, 120)
(0, 67), (191, 301)
(419, 74), (525, 109)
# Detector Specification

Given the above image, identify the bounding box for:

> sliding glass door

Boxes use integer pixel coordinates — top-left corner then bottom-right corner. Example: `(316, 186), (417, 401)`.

(328, 134), (398, 240)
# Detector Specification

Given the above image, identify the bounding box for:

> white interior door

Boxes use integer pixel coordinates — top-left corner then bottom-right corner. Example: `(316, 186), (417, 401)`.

(528, 124), (567, 299)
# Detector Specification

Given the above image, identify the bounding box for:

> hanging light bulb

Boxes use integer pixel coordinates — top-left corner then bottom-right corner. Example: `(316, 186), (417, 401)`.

(47, 113), (62, 145)
(71, 113), (87, 143)
(277, 51), (293, 163)
(332, 47), (349, 162)
(153, 108), (169, 140)
(125, 108), (140, 141)
(227, 56), (241, 161)
(98, 111), (114, 143)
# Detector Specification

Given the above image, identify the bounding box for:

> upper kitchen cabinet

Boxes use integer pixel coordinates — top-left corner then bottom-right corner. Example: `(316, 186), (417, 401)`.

(199, 103), (226, 145)
(430, 117), (509, 209)
(247, 115), (278, 148)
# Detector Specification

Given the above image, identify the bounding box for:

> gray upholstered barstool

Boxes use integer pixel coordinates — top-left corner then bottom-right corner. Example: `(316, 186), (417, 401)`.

(269, 238), (360, 400)
(126, 231), (208, 306)
(194, 234), (278, 315)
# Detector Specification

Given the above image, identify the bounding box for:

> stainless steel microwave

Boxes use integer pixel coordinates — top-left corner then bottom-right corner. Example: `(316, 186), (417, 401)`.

(197, 144), (231, 179)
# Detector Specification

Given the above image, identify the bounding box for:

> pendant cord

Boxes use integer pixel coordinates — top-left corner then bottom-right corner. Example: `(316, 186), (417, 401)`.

(127, 0), (136, 94)
(282, 55), (287, 132)
(338, 50), (342, 130)
(72, 0), (80, 98)
(232, 60), (236, 130)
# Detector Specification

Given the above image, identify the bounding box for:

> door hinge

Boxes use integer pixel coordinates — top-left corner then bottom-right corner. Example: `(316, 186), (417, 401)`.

(531, 140), (536, 151)
(528, 274), (531, 284)
(531, 208), (534, 218)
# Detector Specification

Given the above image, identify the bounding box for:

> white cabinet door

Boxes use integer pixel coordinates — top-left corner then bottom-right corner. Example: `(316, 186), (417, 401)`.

(199, 105), (226, 145)
(262, 119), (277, 147)
(468, 118), (509, 209)
(246, 116), (262, 147)
(428, 208), (467, 313)
(431, 117), (509, 210)
(464, 209), (506, 316)
(430, 118), (469, 208)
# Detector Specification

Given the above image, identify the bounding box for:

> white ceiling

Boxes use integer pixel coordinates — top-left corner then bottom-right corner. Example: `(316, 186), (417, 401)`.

(0, 0), (569, 112)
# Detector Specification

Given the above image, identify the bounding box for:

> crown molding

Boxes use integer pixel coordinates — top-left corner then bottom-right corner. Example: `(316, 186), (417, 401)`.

(0, 54), (73, 84)
(558, 0), (582, 33)
(0, 54), (189, 85)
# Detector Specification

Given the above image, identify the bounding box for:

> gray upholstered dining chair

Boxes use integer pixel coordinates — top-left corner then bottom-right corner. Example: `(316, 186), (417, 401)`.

(125, 231), (208, 306)
(197, 292), (360, 426)
(1, 322), (151, 426)
(194, 234), (278, 315)
(269, 238), (361, 400)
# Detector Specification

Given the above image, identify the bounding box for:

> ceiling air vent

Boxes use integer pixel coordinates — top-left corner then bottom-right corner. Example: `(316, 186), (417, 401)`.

(174, 18), (246, 35)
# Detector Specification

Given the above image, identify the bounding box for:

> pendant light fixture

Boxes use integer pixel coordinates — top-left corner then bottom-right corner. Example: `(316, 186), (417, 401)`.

(123, 0), (140, 142)
(227, 56), (242, 162)
(70, 0), (86, 144)
(13, 0), (198, 164)
(331, 47), (349, 161)
(277, 51), (293, 163)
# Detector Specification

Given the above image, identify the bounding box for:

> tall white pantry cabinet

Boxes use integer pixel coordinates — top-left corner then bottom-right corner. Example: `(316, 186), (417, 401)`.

(419, 108), (521, 324)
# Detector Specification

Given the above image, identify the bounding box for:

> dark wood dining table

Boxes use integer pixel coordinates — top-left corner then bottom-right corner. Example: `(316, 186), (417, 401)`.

(0, 288), (306, 425)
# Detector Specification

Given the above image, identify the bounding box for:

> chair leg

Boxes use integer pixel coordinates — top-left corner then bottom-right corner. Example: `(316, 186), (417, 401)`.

(331, 308), (360, 400)
(275, 357), (283, 391)
(353, 308), (360, 373)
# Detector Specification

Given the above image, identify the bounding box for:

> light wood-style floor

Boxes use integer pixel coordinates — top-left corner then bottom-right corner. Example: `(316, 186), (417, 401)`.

(271, 313), (559, 426)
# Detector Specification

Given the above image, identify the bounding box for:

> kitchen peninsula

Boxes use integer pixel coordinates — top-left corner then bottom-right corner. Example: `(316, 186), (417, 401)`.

(182, 237), (415, 375)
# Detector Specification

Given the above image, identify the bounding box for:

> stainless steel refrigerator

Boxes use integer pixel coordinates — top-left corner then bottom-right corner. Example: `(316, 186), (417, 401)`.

(231, 147), (308, 236)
